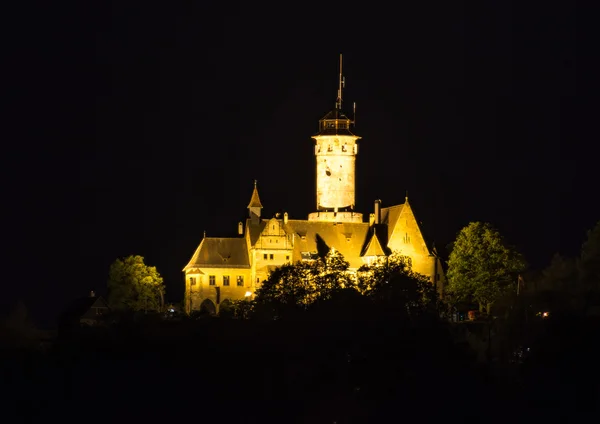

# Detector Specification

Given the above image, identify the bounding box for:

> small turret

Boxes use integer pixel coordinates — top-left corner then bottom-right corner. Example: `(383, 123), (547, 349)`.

(247, 180), (263, 224)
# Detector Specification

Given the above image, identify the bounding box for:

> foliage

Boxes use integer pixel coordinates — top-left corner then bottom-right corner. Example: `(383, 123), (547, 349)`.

(446, 222), (526, 314)
(254, 249), (440, 321)
(1, 301), (38, 349)
(229, 299), (254, 319)
(357, 252), (439, 317)
(540, 253), (578, 292)
(255, 248), (354, 312)
(107, 255), (165, 313)
(579, 220), (600, 291)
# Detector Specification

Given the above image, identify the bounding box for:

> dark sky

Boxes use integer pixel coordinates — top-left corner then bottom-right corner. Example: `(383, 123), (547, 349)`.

(5, 2), (599, 326)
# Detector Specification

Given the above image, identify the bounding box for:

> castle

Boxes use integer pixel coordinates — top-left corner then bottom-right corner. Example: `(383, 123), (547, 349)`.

(183, 56), (446, 314)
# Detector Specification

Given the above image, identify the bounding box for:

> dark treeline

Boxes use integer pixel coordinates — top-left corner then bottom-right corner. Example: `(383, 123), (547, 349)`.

(2, 298), (600, 422)
(2, 221), (600, 422)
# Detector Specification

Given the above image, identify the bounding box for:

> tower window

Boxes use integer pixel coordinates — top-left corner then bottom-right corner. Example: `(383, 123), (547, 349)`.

(263, 254), (267, 260)
(237, 276), (244, 286)
(286, 255), (290, 261)
(189, 277), (196, 286)
(342, 145), (347, 152)
(270, 254), (274, 260)
(328, 145), (332, 152)
(209, 275), (216, 286)
(223, 276), (230, 286)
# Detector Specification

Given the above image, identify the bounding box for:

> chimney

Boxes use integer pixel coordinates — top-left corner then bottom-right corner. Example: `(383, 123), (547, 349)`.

(238, 221), (243, 235)
(90, 290), (95, 298)
(283, 212), (288, 225)
(374, 199), (381, 224)
(369, 213), (375, 226)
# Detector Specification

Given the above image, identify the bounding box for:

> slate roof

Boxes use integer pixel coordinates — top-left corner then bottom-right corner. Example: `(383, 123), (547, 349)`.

(184, 237), (250, 270)
(183, 202), (420, 271)
(247, 185), (263, 208)
(380, 204), (404, 243)
(246, 219), (267, 246)
(362, 229), (386, 257)
(59, 296), (109, 327)
(284, 219), (371, 269)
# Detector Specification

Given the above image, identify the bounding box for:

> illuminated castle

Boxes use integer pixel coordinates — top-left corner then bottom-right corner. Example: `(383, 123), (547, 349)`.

(183, 56), (446, 314)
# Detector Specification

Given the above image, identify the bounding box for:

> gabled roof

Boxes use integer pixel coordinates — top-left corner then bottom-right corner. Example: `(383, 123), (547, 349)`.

(59, 296), (109, 325)
(246, 219), (267, 246)
(380, 203), (404, 242)
(362, 230), (386, 257)
(284, 220), (371, 269)
(184, 237), (250, 270)
(247, 185), (263, 209)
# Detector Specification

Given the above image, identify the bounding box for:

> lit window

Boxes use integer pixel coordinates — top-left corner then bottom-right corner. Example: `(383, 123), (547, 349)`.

(237, 276), (244, 286)
(223, 276), (230, 286)
(209, 275), (216, 286)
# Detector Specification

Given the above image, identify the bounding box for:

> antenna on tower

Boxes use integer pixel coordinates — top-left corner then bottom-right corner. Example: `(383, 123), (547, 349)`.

(353, 101), (356, 126)
(336, 53), (343, 110)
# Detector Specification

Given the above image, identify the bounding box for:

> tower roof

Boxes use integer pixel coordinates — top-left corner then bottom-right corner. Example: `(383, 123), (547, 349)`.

(247, 181), (263, 209)
(313, 109), (357, 137)
(313, 54), (358, 137)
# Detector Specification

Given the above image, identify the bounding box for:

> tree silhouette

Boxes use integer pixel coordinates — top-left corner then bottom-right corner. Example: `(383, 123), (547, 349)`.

(579, 220), (600, 292)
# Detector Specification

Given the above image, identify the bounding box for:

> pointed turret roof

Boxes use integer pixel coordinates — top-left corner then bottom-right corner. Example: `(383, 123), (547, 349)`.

(362, 229), (386, 257)
(247, 180), (263, 209)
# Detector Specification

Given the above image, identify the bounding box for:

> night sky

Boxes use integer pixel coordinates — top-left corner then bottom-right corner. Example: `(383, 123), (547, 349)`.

(6, 2), (599, 326)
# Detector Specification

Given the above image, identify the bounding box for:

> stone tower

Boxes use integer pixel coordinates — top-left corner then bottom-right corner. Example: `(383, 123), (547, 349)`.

(308, 54), (362, 224)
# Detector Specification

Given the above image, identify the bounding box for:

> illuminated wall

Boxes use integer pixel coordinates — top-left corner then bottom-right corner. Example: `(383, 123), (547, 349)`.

(314, 135), (359, 210)
(185, 267), (252, 313)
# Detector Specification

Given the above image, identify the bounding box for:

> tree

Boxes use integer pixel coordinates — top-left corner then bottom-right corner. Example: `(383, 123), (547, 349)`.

(1, 301), (38, 349)
(108, 255), (165, 313)
(446, 222), (526, 314)
(579, 220), (600, 292)
(254, 249), (355, 317)
(540, 253), (578, 292)
(357, 252), (439, 317)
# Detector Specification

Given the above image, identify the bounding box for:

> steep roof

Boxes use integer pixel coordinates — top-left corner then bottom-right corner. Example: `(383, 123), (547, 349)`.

(59, 296), (108, 326)
(283, 220), (371, 269)
(246, 219), (267, 246)
(184, 237), (250, 270)
(380, 203), (404, 242)
(362, 229), (386, 257)
(247, 185), (263, 208)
